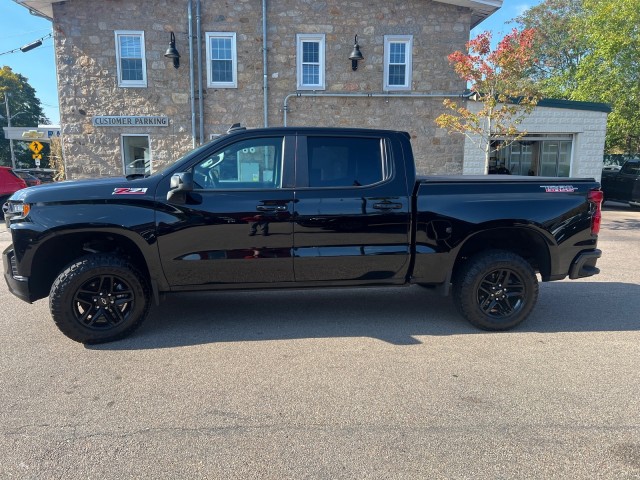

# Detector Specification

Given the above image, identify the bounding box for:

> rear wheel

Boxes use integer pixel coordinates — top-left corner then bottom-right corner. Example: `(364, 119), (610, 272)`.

(49, 254), (150, 343)
(453, 250), (538, 331)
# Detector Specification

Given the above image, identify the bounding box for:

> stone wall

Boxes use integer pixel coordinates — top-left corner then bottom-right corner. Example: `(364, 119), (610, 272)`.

(52, 0), (470, 178)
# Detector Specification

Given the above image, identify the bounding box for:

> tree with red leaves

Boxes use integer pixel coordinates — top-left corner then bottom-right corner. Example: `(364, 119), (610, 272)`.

(436, 28), (541, 174)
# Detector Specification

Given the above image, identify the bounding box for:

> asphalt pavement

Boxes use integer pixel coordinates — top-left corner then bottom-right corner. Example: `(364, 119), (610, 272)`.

(0, 203), (639, 479)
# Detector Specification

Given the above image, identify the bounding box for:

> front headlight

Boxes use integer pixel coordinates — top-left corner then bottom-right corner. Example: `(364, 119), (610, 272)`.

(5, 201), (31, 218)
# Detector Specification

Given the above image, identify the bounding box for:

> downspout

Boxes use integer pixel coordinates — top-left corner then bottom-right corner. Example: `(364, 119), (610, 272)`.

(262, 0), (268, 127)
(196, 0), (204, 144)
(282, 92), (470, 126)
(188, 0), (196, 148)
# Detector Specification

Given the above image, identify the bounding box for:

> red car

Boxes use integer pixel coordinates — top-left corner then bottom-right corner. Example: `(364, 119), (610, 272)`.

(0, 166), (28, 204)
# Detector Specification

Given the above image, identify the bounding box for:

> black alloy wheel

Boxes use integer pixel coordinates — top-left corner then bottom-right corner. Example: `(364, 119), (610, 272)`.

(50, 254), (150, 343)
(476, 267), (526, 319)
(72, 273), (135, 330)
(453, 250), (538, 331)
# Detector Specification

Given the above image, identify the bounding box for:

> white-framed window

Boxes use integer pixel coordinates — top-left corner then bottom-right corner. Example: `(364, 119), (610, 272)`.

(296, 34), (325, 90)
(121, 135), (151, 176)
(206, 32), (237, 88)
(384, 35), (413, 91)
(115, 30), (147, 87)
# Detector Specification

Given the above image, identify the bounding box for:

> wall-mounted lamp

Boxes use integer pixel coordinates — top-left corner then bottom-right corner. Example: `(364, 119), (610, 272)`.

(348, 35), (364, 71)
(164, 31), (181, 69)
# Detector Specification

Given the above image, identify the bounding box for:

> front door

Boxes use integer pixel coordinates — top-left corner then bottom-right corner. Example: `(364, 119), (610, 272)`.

(156, 135), (296, 288)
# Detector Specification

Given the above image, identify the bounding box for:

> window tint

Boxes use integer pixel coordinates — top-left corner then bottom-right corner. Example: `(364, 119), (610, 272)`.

(621, 162), (640, 175)
(307, 137), (385, 188)
(192, 137), (284, 190)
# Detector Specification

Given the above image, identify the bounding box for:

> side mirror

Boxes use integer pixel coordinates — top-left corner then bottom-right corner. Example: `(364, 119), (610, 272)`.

(167, 172), (194, 203)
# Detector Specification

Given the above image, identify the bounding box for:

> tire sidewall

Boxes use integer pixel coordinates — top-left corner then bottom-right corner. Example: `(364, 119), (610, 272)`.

(50, 255), (149, 343)
(454, 251), (538, 331)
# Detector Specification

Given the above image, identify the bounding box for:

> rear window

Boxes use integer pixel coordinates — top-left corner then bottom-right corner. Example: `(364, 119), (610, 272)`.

(307, 136), (386, 188)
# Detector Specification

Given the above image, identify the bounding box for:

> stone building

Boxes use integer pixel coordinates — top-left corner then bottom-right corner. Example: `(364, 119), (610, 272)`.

(17, 0), (503, 178)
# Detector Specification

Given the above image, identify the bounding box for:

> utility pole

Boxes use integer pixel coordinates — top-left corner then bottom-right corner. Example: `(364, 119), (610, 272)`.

(2, 94), (28, 170)
(3, 94), (17, 169)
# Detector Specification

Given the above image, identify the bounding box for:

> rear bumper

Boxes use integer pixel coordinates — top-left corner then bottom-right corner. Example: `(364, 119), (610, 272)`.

(2, 245), (34, 303)
(568, 249), (602, 280)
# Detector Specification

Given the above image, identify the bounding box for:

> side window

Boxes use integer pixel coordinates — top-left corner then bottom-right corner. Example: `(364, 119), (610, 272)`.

(621, 163), (640, 175)
(115, 30), (147, 87)
(297, 34), (325, 90)
(206, 32), (237, 88)
(307, 137), (386, 188)
(192, 137), (284, 190)
(384, 35), (413, 91)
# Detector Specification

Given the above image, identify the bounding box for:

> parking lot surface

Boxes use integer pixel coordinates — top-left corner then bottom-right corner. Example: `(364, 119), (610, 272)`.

(1, 203), (639, 478)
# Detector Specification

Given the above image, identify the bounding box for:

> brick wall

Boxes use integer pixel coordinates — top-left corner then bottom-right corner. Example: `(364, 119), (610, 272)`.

(462, 103), (608, 181)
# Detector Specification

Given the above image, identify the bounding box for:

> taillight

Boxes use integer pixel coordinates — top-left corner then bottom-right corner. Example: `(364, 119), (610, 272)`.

(588, 189), (603, 235)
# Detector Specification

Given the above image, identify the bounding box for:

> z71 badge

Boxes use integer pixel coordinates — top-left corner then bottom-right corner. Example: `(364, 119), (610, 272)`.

(112, 187), (148, 195)
(540, 185), (577, 193)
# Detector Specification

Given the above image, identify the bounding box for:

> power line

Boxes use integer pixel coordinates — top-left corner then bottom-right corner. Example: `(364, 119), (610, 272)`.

(0, 28), (51, 40)
(0, 32), (52, 56)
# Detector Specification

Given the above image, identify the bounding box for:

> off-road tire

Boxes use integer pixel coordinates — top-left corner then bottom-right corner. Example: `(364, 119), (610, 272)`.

(453, 250), (538, 331)
(49, 254), (150, 343)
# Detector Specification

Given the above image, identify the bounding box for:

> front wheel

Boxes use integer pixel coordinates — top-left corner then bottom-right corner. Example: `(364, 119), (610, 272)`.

(453, 250), (538, 331)
(49, 254), (150, 343)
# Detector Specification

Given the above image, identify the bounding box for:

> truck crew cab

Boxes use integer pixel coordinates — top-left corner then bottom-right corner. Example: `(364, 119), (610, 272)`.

(3, 127), (603, 343)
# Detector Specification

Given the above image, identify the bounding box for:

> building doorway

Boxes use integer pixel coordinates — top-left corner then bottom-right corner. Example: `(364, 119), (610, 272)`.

(121, 135), (151, 176)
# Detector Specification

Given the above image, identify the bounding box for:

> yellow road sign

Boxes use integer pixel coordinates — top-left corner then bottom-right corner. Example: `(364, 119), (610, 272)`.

(32, 153), (42, 160)
(29, 141), (44, 154)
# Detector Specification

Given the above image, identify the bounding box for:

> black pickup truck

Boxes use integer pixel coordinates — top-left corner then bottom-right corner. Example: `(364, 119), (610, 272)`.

(3, 127), (603, 343)
(601, 159), (640, 208)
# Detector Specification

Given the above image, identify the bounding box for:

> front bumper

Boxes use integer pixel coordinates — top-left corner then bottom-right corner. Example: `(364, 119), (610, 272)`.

(568, 249), (602, 280)
(2, 245), (33, 303)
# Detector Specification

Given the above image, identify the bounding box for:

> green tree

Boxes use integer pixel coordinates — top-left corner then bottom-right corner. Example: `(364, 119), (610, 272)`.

(435, 29), (540, 174)
(514, 0), (587, 97)
(515, 0), (640, 155)
(0, 66), (47, 168)
(574, 0), (640, 154)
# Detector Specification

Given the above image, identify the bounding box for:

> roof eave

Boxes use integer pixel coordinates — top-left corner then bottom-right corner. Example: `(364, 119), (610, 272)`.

(12, 0), (58, 20)
(433, 0), (503, 28)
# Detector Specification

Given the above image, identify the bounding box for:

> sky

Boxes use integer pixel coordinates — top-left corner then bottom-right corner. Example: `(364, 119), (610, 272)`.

(1, 0), (542, 127)
(0, 0), (58, 123)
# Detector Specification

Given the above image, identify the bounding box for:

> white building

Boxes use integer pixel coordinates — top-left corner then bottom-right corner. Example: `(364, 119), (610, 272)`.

(463, 99), (610, 181)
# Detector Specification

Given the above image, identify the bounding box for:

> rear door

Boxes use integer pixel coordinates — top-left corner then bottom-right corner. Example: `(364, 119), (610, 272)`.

(292, 133), (412, 284)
